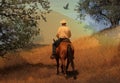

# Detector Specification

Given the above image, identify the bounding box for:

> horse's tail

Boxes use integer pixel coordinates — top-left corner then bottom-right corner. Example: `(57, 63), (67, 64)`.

(67, 44), (75, 72)
(67, 44), (74, 62)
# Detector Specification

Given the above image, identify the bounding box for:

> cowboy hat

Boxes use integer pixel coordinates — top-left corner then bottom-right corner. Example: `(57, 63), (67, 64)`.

(60, 19), (67, 24)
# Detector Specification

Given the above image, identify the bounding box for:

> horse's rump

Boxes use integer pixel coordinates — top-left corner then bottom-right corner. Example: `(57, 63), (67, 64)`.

(67, 44), (74, 60)
(56, 41), (74, 59)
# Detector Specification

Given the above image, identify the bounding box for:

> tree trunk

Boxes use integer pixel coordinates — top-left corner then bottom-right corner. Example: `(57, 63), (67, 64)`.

(110, 18), (119, 28)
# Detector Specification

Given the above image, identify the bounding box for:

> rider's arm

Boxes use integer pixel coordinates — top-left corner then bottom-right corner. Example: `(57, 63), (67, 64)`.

(68, 30), (71, 38)
(56, 27), (61, 38)
(56, 33), (59, 38)
(67, 27), (71, 38)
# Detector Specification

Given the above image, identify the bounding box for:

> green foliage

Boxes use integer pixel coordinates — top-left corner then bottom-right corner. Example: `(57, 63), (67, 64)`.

(76, 0), (120, 27)
(0, 0), (50, 57)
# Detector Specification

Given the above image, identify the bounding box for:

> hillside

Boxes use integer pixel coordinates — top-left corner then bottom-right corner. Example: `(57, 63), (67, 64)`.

(93, 26), (120, 46)
(33, 11), (94, 44)
(0, 26), (120, 83)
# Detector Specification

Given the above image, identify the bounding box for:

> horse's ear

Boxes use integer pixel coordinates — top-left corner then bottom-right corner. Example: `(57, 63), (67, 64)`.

(53, 38), (55, 42)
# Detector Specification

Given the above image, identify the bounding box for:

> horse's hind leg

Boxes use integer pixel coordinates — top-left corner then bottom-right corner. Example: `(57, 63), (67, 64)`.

(61, 59), (66, 74)
(66, 59), (70, 73)
(71, 60), (75, 71)
(61, 65), (64, 73)
(71, 60), (77, 79)
(56, 58), (59, 75)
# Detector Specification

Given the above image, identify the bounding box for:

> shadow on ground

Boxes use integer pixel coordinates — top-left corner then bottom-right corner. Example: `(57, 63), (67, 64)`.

(0, 62), (56, 80)
(66, 70), (79, 80)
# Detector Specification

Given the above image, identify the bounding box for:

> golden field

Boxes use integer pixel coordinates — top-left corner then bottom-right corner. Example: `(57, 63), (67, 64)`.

(0, 24), (120, 83)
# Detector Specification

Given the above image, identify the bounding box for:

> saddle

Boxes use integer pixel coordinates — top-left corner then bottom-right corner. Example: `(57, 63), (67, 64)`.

(62, 38), (71, 43)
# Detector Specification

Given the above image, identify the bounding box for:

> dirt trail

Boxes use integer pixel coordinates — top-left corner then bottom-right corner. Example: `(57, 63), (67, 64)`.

(0, 36), (120, 83)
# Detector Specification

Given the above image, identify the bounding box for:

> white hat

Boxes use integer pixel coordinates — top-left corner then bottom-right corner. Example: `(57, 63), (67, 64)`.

(60, 19), (67, 24)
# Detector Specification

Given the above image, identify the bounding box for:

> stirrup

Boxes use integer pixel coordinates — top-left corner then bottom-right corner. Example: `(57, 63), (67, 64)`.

(50, 55), (55, 59)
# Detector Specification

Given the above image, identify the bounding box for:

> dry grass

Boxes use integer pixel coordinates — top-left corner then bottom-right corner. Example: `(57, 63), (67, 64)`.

(73, 36), (120, 83)
(0, 27), (120, 83)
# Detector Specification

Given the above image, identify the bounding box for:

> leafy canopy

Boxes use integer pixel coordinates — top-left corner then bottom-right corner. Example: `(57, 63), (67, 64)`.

(76, 0), (120, 28)
(0, 0), (51, 57)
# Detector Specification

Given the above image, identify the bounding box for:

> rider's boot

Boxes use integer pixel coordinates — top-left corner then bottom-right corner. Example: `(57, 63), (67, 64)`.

(50, 45), (56, 59)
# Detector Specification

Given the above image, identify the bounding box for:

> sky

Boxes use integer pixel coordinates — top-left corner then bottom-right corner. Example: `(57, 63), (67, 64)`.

(49, 0), (110, 31)
(49, 0), (79, 20)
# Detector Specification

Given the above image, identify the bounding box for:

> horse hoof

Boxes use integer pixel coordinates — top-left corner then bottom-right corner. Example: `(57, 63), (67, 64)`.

(73, 76), (77, 80)
(65, 74), (68, 79)
(56, 72), (59, 75)
(50, 56), (55, 59)
(61, 71), (64, 74)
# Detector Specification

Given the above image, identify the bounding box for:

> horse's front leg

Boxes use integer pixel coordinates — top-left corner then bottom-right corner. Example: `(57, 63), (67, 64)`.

(56, 58), (59, 75)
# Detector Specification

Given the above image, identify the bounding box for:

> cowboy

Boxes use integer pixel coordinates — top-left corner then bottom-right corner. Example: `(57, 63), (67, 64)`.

(50, 19), (71, 59)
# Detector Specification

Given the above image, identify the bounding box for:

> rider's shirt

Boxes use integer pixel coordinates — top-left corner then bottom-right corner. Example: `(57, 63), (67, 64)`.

(56, 26), (71, 39)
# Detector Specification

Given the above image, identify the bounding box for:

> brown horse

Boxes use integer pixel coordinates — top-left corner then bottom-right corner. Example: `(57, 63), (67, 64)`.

(54, 39), (75, 77)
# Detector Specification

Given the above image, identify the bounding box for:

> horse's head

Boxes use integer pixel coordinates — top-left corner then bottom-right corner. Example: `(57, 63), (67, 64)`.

(53, 38), (56, 43)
